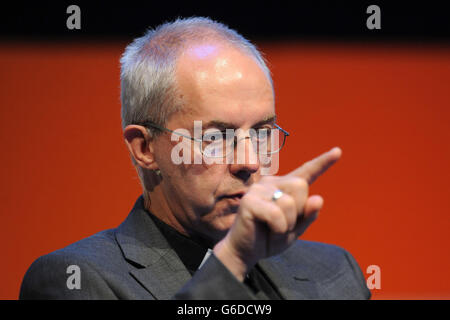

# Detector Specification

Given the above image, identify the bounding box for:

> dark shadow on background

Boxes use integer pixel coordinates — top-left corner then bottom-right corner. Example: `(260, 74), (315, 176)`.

(1, 1), (449, 44)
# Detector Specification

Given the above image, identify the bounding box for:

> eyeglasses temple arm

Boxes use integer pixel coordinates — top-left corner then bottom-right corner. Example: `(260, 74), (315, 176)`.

(140, 121), (202, 142)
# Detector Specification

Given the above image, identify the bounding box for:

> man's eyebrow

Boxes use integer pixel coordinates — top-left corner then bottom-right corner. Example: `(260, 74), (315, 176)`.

(203, 115), (277, 131)
(203, 120), (236, 130)
(252, 115), (277, 128)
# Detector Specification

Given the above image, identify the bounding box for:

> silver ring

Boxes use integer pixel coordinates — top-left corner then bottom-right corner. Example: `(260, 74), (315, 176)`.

(271, 189), (284, 202)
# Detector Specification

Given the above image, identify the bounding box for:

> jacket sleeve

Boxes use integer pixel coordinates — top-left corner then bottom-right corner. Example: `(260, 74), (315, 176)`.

(19, 252), (118, 300)
(173, 252), (257, 300)
(343, 249), (372, 299)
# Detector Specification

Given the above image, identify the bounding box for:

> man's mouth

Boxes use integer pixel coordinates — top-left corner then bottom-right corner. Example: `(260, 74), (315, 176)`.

(218, 191), (245, 206)
(219, 191), (245, 199)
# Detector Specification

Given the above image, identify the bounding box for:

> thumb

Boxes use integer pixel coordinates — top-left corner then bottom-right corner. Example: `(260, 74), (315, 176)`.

(294, 195), (324, 236)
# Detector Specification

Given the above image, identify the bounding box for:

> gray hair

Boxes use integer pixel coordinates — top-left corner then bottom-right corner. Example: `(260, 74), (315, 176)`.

(120, 16), (273, 132)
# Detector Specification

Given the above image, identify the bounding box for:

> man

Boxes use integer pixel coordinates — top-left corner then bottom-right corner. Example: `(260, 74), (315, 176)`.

(20, 17), (370, 299)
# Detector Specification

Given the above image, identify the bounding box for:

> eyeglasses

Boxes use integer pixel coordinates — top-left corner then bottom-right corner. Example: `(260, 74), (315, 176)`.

(137, 120), (290, 158)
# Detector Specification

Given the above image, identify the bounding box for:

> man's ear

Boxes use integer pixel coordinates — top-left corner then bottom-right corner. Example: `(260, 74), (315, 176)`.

(123, 125), (159, 170)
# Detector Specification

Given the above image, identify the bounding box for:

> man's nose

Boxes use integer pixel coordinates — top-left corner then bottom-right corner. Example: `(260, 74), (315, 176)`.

(229, 137), (260, 179)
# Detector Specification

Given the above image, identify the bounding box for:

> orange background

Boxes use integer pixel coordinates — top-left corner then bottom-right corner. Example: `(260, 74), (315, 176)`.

(1, 42), (449, 299)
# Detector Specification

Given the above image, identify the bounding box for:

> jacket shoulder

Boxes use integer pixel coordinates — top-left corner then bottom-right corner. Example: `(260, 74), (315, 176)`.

(278, 240), (371, 299)
(19, 229), (121, 299)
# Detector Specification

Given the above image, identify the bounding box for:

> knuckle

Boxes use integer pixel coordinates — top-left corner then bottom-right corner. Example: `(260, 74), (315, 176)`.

(268, 203), (283, 219)
(283, 196), (298, 228)
(271, 202), (293, 234)
(280, 194), (296, 211)
(290, 176), (308, 190)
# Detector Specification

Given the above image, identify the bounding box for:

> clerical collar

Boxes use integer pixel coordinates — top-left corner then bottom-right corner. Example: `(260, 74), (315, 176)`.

(146, 211), (209, 275)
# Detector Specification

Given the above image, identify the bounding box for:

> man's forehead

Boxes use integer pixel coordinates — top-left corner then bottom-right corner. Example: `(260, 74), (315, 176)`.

(201, 115), (277, 130)
(173, 102), (276, 129)
(172, 41), (275, 129)
(179, 45), (246, 85)
(177, 41), (268, 83)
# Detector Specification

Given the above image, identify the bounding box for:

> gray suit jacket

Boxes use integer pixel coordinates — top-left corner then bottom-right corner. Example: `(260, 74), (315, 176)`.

(19, 196), (371, 300)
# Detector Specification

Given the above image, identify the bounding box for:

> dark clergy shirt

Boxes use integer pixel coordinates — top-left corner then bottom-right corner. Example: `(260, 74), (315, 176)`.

(147, 211), (282, 299)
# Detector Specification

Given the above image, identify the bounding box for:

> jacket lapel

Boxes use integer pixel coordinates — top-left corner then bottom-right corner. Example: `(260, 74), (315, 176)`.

(115, 196), (191, 299)
(129, 253), (192, 300)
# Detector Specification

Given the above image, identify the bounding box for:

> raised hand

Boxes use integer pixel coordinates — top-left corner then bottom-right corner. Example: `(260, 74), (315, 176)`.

(213, 147), (342, 281)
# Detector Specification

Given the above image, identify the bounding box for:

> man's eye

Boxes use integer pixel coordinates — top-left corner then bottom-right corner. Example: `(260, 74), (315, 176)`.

(203, 131), (225, 142)
(256, 128), (272, 136)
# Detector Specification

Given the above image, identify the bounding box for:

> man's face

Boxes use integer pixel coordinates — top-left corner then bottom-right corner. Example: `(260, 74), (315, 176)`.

(153, 42), (275, 244)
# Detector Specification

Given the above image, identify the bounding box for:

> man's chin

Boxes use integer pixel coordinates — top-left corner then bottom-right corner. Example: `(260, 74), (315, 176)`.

(195, 202), (239, 244)
(220, 204), (240, 216)
(207, 211), (237, 239)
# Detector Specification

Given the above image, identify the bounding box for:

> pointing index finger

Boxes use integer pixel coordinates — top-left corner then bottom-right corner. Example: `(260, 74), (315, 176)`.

(288, 147), (342, 185)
